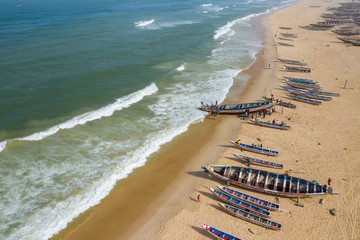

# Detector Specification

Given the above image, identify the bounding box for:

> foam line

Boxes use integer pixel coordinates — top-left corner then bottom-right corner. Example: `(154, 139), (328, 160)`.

(0, 83), (158, 152)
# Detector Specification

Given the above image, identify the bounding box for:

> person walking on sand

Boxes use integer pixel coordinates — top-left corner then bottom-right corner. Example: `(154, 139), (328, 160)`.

(196, 194), (200, 202)
(328, 178), (332, 186)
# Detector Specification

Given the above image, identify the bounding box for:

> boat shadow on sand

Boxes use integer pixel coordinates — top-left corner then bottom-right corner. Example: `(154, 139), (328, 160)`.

(189, 225), (211, 238)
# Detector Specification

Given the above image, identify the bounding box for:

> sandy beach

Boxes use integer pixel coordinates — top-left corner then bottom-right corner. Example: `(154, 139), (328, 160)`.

(53, 0), (360, 239)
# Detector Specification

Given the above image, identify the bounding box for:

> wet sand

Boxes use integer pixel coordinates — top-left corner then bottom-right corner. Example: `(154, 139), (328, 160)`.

(53, 0), (360, 239)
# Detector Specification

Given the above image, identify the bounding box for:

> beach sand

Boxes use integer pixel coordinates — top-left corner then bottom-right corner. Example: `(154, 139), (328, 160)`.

(53, 0), (360, 239)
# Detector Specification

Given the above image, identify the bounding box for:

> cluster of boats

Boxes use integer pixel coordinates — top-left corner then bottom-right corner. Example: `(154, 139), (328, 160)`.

(198, 16), (346, 238)
(279, 75), (340, 105)
(301, 2), (360, 46)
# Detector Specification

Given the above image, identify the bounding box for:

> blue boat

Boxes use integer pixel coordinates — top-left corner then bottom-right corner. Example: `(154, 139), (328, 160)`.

(286, 93), (322, 105)
(230, 140), (279, 156)
(206, 186), (271, 218)
(284, 75), (315, 84)
(218, 203), (282, 231)
(201, 223), (242, 240)
(215, 184), (281, 211)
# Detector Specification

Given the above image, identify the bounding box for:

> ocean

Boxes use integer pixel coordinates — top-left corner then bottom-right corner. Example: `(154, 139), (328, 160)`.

(0, 0), (294, 239)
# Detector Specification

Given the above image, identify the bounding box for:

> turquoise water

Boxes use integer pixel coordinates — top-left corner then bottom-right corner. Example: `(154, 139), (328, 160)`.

(0, 0), (294, 239)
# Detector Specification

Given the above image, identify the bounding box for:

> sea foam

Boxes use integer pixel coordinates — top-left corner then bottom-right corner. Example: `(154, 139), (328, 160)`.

(0, 83), (158, 152)
(134, 19), (155, 27)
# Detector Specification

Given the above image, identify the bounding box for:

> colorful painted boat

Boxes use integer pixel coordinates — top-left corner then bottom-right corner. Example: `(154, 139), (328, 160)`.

(201, 223), (242, 240)
(199, 101), (272, 114)
(230, 140), (279, 156)
(204, 165), (338, 197)
(337, 36), (360, 46)
(332, 29), (360, 35)
(281, 85), (332, 101)
(288, 89), (332, 101)
(284, 65), (311, 73)
(249, 118), (290, 130)
(262, 96), (296, 109)
(206, 186), (271, 218)
(232, 153), (284, 169)
(286, 93), (322, 105)
(215, 184), (281, 211)
(277, 58), (307, 65)
(308, 89), (340, 97)
(285, 80), (321, 89)
(283, 75), (315, 84)
(218, 202), (282, 231)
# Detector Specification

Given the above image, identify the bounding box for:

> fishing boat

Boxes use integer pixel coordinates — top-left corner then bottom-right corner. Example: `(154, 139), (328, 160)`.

(218, 202), (282, 231)
(332, 29), (360, 35)
(262, 96), (296, 109)
(285, 79), (321, 89)
(310, 21), (341, 28)
(204, 165), (338, 197)
(279, 26), (292, 30)
(277, 41), (294, 46)
(249, 118), (290, 130)
(280, 85), (332, 101)
(215, 184), (281, 211)
(277, 58), (307, 65)
(230, 140), (279, 156)
(283, 76), (314, 84)
(299, 25), (330, 31)
(232, 153), (283, 169)
(308, 89), (340, 97)
(337, 36), (360, 46)
(284, 65), (311, 73)
(201, 224), (242, 240)
(199, 101), (272, 114)
(288, 89), (332, 101)
(286, 93), (322, 105)
(280, 33), (298, 38)
(206, 186), (271, 218)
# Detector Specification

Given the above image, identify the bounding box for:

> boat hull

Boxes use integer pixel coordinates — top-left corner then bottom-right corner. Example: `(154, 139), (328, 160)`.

(205, 165), (335, 198)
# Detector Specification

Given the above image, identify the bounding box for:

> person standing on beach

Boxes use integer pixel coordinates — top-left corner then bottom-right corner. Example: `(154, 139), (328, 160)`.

(328, 178), (332, 186)
(196, 194), (200, 202)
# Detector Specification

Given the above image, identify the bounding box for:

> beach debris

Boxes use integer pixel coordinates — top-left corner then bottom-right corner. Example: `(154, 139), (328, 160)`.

(342, 178), (346, 181)
(319, 199), (324, 204)
(329, 208), (337, 216)
(248, 228), (255, 234)
(318, 142), (321, 145)
(257, 138), (262, 142)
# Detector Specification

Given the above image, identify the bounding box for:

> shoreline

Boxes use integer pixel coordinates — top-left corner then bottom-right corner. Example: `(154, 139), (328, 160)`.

(54, 0), (360, 239)
(52, 8), (276, 240)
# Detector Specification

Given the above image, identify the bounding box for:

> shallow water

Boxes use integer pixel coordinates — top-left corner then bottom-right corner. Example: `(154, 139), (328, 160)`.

(0, 0), (294, 238)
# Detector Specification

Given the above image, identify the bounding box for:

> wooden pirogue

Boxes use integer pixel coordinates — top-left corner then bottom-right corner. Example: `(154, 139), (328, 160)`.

(262, 96), (296, 108)
(218, 202), (282, 231)
(199, 101), (272, 114)
(204, 165), (338, 197)
(283, 65), (311, 73)
(249, 118), (290, 130)
(283, 75), (315, 84)
(206, 186), (271, 218)
(277, 58), (306, 65)
(232, 153), (283, 169)
(230, 140), (279, 156)
(215, 184), (281, 211)
(286, 93), (322, 105)
(280, 85), (332, 101)
(201, 223), (242, 240)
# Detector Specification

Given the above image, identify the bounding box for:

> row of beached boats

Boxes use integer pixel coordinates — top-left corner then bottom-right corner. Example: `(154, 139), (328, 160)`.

(198, 25), (342, 238)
